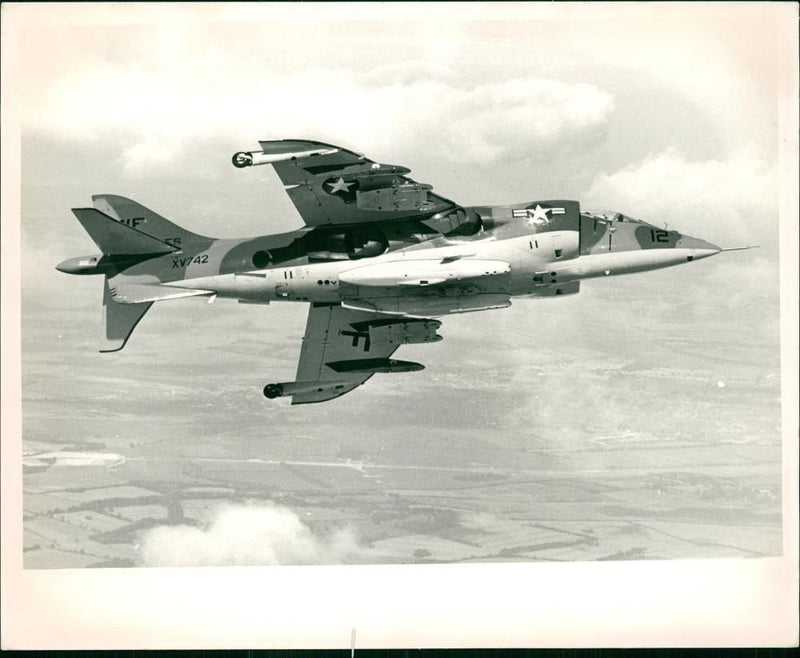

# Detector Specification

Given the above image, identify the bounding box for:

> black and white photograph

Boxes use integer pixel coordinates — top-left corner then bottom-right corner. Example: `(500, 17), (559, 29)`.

(2, 1), (797, 649)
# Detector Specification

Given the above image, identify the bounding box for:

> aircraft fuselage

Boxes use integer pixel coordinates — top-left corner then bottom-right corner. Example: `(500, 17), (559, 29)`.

(166, 219), (719, 312)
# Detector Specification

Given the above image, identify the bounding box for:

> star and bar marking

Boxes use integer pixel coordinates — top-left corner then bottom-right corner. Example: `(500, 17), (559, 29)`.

(326, 177), (354, 194)
(512, 204), (566, 226)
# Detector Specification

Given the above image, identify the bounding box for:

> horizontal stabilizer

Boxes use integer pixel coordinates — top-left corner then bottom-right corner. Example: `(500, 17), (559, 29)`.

(102, 278), (152, 352)
(107, 280), (215, 304)
(72, 208), (178, 256)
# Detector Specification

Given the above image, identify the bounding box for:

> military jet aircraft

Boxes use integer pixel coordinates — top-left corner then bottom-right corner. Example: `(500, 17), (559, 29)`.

(57, 139), (734, 405)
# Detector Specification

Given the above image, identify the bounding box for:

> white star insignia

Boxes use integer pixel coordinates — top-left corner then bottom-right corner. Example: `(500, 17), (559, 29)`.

(327, 177), (353, 194)
(528, 204), (552, 225)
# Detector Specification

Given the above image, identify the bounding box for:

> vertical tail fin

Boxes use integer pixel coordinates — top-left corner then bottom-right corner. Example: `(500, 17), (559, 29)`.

(71, 208), (178, 256)
(92, 194), (213, 248)
(65, 197), (207, 352)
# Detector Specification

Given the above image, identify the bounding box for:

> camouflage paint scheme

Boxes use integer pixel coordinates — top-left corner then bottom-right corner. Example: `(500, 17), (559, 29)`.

(58, 140), (723, 404)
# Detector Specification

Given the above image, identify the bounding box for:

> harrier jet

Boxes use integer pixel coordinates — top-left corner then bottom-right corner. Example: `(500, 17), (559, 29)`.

(58, 139), (733, 404)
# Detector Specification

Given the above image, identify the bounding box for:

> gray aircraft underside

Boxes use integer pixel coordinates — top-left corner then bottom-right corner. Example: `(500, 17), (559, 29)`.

(57, 139), (746, 404)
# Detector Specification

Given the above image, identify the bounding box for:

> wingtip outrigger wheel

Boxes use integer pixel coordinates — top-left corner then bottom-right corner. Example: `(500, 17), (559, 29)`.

(263, 383), (283, 399)
(232, 151), (254, 168)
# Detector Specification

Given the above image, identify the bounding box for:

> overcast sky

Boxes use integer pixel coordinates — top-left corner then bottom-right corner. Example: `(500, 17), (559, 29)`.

(9, 2), (791, 245)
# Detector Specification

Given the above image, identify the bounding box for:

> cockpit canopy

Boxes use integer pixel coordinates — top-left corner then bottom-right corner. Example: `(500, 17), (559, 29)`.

(582, 210), (657, 227)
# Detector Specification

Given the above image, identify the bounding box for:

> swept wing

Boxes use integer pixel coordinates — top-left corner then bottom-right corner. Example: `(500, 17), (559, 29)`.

(232, 139), (460, 227)
(267, 303), (442, 405)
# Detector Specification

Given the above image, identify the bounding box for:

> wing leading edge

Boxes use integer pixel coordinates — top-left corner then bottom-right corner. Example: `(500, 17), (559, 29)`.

(270, 303), (442, 405)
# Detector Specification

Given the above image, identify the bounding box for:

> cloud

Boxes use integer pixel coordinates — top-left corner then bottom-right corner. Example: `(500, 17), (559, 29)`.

(360, 60), (456, 87)
(699, 254), (781, 315)
(583, 148), (779, 248)
(138, 502), (366, 566)
(434, 80), (614, 163)
(15, 4), (785, 183)
(25, 41), (615, 174)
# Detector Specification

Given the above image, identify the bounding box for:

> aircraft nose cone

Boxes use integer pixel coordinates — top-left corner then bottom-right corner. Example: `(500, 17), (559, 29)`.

(678, 235), (721, 260)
